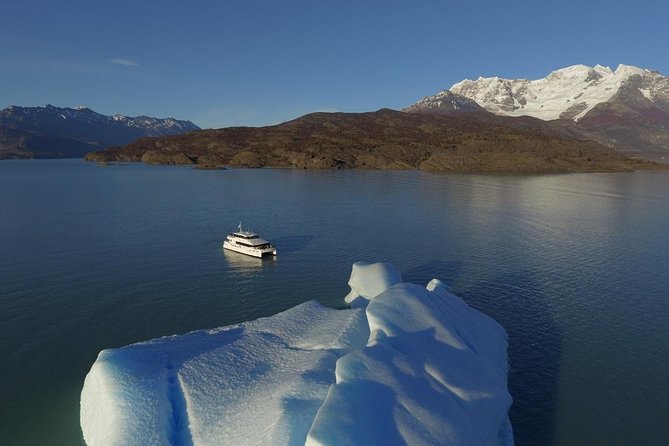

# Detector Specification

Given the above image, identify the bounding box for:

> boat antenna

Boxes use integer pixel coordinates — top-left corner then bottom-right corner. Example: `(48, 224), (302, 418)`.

(238, 222), (242, 232)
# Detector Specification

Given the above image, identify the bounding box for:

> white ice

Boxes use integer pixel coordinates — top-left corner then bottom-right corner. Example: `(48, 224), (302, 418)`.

(81, 262), (512, 446)
(307, 278), (512, 445)
(81, 301), (369, 446)
(344, 261), (402, 308)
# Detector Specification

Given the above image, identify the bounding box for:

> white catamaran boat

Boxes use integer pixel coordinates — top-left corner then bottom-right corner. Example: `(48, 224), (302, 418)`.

(223, 224), (277, 258)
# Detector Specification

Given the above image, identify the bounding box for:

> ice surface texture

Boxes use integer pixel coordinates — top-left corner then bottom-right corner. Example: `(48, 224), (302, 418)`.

(81, 262), (512, 446)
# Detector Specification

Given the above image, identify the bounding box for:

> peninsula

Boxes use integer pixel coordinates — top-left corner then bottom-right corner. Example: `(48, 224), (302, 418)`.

(84, 108), (657, 173)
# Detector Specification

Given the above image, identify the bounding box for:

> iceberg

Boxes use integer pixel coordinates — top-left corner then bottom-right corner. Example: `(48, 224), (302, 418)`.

(81, 262), (513, 446)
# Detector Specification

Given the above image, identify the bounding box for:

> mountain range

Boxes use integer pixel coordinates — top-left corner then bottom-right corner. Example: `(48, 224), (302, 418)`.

(0, 105), (199, 159)
(406, 64), (669, 152)
(5, 63), (669, 172)
(83, 63), (669, 173)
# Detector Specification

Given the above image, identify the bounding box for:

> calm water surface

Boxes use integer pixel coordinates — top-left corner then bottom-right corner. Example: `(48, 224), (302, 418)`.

(1, 159), (668, 445)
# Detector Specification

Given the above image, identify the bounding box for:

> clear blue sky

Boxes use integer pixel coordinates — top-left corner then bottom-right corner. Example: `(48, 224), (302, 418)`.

(1, 0), (667, 129)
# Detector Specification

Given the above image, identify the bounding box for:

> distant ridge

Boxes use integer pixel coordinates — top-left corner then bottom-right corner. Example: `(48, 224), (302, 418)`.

(0, 105), (199, 159)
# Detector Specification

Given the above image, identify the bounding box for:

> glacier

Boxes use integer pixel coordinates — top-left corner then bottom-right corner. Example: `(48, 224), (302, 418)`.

(80, 262), (513, 446)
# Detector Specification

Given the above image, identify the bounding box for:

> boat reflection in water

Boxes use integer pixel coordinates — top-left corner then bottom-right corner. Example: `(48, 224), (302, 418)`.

(222, 247), (277, 275)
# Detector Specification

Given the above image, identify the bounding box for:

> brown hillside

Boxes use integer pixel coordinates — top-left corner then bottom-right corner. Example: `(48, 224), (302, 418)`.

(85, 108), (661, 173)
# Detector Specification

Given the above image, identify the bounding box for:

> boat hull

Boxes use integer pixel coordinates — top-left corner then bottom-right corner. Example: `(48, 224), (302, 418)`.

(223, 241), (277, 258)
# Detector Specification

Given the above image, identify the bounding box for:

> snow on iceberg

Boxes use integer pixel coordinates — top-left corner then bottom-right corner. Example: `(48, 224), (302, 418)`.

(344, 261), (402, 308)
(80, 301), (369, 446)
(81, 262), (513, 446)
(307, 277), (513, 445)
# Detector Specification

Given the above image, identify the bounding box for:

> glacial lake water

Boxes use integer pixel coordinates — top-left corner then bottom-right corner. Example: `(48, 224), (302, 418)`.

(1, 159), (669, 446)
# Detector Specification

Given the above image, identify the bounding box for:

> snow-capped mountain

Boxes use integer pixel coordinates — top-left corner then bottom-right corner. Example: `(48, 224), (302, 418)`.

(402, 90), (485, 115)
(1, 105), (199, 138)
(449, 64), (669, 121)
(407, 64), (669, 152)
(0, 105), (199, 159)
(110, 114), (198, 133)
